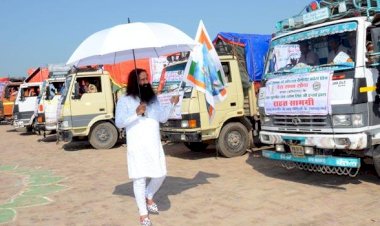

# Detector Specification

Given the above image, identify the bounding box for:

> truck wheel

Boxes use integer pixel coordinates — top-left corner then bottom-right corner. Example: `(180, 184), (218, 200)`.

(184, 142), (209, 152)
(216, 122), (248, 157)
(373, 145), (380, 178)
(89, 122), (118, 149)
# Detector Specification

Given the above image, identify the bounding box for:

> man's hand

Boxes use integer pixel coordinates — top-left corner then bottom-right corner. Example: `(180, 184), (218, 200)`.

(170, 95), (180, 105)
(136, 103), (146, 115)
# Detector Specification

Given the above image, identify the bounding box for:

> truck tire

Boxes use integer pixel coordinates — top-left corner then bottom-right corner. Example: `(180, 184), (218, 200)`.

(216, 122), (248, 158)
(184, 142), (209, 152)
(373, 145), (380, 178)
(89, 122), (118, 149)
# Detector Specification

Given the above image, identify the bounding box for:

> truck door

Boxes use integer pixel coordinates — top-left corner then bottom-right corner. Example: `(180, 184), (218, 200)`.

(69, 76), (106, 129)
(213, 61), (238, 118)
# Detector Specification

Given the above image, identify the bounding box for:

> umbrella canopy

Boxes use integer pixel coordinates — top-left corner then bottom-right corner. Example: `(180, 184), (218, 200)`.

(67, 22), (196, 66)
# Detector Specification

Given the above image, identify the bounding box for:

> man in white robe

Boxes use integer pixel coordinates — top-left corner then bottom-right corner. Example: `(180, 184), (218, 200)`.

(115, 68), (179, 226)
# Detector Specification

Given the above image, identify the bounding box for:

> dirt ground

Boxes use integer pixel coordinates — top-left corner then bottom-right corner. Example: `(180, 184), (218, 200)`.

(1, 124), (380, 226)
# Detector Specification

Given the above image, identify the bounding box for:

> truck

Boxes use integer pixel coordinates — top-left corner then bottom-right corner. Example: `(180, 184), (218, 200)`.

(34, 64), (70, 136)
(158, 33), (271, 157)
(0, 79), (23, 122)
(259, 0), (380, 177)
(13, 67), (48, 132)
(13, 82), (43, 131)
(57, 59), (152, 149)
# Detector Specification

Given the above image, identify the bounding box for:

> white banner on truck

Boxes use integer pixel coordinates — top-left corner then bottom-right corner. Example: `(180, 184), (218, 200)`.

(264, 71), (333, 115)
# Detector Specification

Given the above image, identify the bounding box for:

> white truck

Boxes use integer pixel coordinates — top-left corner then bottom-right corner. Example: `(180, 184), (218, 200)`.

(34, 65), (70, 136)
(13, 82), (43, 132)
(259, 0), (380, 177)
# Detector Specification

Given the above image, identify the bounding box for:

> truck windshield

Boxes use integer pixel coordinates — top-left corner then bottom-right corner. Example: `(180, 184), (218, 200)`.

(265, 21), (357, 76)
(152, 62), (193, 98)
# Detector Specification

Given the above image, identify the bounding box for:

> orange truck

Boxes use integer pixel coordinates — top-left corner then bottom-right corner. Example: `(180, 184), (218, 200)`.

(0, 78), (23, 122)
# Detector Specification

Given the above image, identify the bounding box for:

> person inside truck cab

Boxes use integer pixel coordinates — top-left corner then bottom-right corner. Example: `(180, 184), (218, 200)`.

(77, 79), (87, 95)
(327, 35), (352, 63)
(9, 87), (18, 101)
(29, 88), (37, 97)
(10, 87), (18, 96)
(298, 41), (319, 66)
(84, 80), (97, 93)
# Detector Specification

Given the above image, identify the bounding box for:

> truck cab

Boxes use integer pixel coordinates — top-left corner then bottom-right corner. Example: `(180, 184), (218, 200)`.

(259, 0), (380, 177)
(159, 54), (261, 157)
(35, 77), (66, 135)
(13, 82), (42, 132)
(0, 81), (22, 122)
(57, 68), (124, 149)
(35, 65), (70, 136)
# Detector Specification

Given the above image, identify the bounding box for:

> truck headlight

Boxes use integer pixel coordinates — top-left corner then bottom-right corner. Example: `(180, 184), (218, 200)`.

(332, 115), (351, 126)
(61, 120), (69, 129)
(332, 114), (364, 127)
(181, 119), (197, 128)
(181, 120), (189, 128)
(351, 114), (363, 127)
(260, 116), (271, 124)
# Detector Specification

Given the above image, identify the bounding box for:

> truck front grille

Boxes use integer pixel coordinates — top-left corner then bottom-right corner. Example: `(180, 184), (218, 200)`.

(161, 119), (181, 128)
(273, 115), (328, 127)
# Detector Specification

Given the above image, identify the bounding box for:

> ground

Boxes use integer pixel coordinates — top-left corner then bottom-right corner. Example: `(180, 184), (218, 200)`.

(0, 124), (380, 226)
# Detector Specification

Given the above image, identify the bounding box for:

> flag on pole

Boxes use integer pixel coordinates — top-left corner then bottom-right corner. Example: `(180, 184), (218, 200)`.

(184, 20), (227, 121)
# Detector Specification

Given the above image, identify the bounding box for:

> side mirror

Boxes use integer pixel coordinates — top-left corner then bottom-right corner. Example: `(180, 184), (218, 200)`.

(367, 28), (380, 68)
(45, 87), (51, 100)
(20, 89), (25, 101)
(72, 82), (81, 99)
(4, 90), (10, 99)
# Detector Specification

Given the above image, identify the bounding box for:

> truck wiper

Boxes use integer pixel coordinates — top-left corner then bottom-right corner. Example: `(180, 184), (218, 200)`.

(318, 63), (354, 68)
(273, 70), (293, 75)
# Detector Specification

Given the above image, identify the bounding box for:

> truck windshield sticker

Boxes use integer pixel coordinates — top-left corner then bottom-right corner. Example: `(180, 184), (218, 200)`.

(264, 71), (333, 115)
(271, 22), (357, 46)
(157, 91), (184, 119)
(272, 45), (301, 71)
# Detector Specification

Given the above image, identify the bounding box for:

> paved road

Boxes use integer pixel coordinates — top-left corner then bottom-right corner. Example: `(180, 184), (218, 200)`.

(0, 124), (379, 226)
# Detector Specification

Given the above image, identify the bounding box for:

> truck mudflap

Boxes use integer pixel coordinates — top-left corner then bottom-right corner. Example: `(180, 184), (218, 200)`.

(262, 150), (361, 177)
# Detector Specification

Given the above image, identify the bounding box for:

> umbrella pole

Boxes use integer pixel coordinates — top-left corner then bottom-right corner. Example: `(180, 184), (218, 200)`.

(128, 18), (142, 101)
(128, 18), (144, 116)
(132, 49), (142, 99)
(132, 48), (145, 117)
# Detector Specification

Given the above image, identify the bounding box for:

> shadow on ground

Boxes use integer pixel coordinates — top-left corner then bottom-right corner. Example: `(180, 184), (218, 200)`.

(113, 171), (219, 211)
(60, 140), (124, 152)
(246, 151), (380, 189)
(163, 143), (220, 160)
(37, 134), (57, 143)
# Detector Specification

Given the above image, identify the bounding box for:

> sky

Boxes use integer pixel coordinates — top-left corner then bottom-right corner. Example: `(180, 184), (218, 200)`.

(0, 0), (311, 77)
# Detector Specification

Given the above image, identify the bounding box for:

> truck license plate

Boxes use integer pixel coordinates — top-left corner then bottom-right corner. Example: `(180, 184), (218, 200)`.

(290, 145), (304, 157)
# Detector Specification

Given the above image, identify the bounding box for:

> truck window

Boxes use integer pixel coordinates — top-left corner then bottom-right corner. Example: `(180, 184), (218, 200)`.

(77, 76), (101, 95)
(222, 62), (232, 83)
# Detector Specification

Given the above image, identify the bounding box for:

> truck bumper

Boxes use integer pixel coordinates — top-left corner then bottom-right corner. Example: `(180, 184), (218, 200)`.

(13, 119), (31, 129)
(161, 131), (202, 142)
(34, 123), (46, 132)
(57, 129), (73, 142)
(259, 131), (368, 150)
(262, 150), (361, 168)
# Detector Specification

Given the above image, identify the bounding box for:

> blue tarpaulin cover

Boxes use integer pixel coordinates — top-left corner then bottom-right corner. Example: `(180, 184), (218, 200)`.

(213, 32), (271, 81)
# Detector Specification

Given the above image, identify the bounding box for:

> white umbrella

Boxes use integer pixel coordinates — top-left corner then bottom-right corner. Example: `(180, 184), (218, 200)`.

(66, 22), (196, 66)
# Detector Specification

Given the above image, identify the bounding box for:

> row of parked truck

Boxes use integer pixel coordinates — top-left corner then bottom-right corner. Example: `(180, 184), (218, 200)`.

(3, 0), (380, 179)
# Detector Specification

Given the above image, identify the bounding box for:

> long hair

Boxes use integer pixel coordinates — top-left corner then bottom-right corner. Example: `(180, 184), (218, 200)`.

(126, 68), (145, 97)
(126, 68), (156, 103)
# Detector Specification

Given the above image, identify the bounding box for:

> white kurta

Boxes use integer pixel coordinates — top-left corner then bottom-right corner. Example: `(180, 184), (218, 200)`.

(115, 95), (172, 179)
